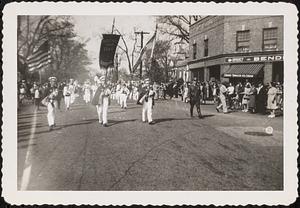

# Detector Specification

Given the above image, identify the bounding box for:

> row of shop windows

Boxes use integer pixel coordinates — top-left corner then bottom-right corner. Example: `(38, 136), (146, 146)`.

(191, 62), (283, 85)
(192, 27), (278, 59)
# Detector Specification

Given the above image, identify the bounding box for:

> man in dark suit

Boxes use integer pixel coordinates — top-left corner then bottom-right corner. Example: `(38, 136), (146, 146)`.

(189, 78), (203, 119)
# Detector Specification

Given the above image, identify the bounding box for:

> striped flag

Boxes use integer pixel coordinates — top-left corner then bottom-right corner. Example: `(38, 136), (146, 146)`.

(132, 30), (157, 72)
(27, 41), (51, 72)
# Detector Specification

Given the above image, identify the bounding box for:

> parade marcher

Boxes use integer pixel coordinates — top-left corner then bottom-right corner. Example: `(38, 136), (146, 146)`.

(216, 81), (228, 114)
(69, 79), (76, 104)
(115, 81), (121, 104)
(83, 80), (92, 104)
(33, 83), (41, 110)
(63, 83), (72, 110)
(92, 76), (111, 127)
(120, 83), (129, 109)
(189, 78), (203, 118)
(41, 77), (59, 131)
(137, 78), (156, 124)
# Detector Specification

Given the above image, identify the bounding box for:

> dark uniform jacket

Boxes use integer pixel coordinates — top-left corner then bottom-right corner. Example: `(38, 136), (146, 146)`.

(189, 84), (201, 102)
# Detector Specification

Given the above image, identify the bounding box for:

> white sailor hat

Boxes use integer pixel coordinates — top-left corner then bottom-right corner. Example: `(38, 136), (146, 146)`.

(48, 76), (57, 82)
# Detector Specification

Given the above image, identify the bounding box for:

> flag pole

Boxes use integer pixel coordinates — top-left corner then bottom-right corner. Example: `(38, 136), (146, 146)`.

(149, 24), (157, 76)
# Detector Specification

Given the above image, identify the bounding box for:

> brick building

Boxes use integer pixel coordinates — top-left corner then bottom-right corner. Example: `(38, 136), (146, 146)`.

(188, 16), (283, 84)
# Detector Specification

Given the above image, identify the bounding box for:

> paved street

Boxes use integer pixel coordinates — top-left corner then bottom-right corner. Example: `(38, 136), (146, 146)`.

(17, 97), (283, 191)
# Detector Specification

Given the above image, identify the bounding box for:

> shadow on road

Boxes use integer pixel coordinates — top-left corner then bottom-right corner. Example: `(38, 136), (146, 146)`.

(244, 131), (273, 137)
(154, 118), (191, 124)
(108, 119), (137, 127)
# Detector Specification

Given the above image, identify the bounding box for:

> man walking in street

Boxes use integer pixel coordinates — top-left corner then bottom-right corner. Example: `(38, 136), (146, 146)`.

(120, 83), (129, 109)
(92, 76), (111, 127)
(216, 81), (228, 114)
(189, 78), (203, 119)
(137, 78), (155, 125)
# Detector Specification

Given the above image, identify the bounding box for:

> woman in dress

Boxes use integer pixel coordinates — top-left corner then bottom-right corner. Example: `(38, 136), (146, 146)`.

(267, 82), (277, 118)
(242, 84), (251, 112)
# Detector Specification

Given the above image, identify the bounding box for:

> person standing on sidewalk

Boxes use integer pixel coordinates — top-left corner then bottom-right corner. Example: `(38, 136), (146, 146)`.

(216, 81), (228, 114)
(189, 78), (203, 118)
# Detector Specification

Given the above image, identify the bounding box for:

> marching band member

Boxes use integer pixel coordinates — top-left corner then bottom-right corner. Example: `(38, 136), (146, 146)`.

(41, 77), (59, 131)
(120, 83), (129, 109)
(92, 76), (111, 127)
(137, 78), (155, 125)
(63, 83), (72, 110)
(69, 79), (76, 104)
(83, 80), (91, 104)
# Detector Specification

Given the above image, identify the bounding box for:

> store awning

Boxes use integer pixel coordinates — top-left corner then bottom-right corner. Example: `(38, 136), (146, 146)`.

(223, 64), (264, 78)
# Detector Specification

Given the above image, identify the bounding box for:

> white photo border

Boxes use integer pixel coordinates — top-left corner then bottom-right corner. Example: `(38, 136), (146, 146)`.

(2, 2), (298, 206)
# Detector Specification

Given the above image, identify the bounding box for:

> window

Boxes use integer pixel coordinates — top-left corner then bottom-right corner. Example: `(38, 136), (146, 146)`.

(204, 39), (208, 57)
(236, 30), (250, 52)
(263, 28), (278, 51)
(192, 43), (197, 59)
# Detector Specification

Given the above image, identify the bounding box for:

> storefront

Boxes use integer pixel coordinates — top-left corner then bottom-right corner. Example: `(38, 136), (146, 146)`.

(223, 54), (283, 85)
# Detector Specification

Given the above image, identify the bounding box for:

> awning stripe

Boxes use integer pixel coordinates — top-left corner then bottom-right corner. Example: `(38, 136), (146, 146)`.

(223, 64), (264, 78)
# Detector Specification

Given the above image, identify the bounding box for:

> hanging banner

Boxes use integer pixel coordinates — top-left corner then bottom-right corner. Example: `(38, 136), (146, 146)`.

(99, 34), (120, 68)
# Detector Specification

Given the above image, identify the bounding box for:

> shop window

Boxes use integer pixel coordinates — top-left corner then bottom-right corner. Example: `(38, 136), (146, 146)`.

(204, 39), (208, 57)
(192, 43), (197, 59)
(236, 30), (250, 52)
(263, 28), (278, 51)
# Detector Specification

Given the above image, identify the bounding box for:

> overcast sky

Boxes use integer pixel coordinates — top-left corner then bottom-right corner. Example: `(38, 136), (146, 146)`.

(73, 16), (157, 73)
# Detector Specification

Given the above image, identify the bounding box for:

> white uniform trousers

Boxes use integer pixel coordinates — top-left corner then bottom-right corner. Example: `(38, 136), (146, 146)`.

(120, 93), (127, 108)
(217, 94), (228, 113)
(64, 95), (71, 109)
(142, 98), (153, 123)
(115, 91), (121, 104)
(47, 102), (56, 126)
(70, 93), (76, 104)
(96, 97), (109, 124)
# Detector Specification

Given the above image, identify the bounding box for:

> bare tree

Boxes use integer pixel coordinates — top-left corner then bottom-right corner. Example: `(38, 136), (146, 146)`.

(113, 27), (138, 74)
(157, 15), (202, 44)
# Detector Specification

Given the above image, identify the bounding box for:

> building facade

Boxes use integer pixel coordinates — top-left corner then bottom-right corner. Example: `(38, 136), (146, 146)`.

(188, 16), (283, 84)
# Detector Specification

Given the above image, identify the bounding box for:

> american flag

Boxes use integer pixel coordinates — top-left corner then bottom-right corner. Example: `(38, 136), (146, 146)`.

(27, 41), (51, 72)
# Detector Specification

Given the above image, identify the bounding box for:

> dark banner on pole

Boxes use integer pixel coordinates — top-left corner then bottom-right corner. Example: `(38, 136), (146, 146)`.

(99, 34), (120, 68)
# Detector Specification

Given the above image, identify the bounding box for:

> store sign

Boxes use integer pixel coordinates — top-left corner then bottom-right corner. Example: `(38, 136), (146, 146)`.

(223, 73), (254, 78)
(225, 55), (283, 63)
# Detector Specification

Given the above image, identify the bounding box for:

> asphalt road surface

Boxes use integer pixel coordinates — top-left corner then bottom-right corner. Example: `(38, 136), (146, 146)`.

(17, 97), (283, 190)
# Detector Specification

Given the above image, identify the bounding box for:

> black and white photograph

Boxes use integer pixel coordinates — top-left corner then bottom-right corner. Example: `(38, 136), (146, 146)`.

(2, 2), (298, 206)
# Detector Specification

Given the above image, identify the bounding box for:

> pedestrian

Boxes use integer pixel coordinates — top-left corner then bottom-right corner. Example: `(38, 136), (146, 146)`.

(137, 78), (156, 124)
(248, 84), (257, 113)
(267, 82), (277, 118)
(183, 82), (189, 103)
(227, 82), (235, 109)
(92, 76), (111, 127)
(216, 81), (228, 114)
(56, 82), (64, 110)
(189, 78), (203, 118)
(242, 84), (251, 112)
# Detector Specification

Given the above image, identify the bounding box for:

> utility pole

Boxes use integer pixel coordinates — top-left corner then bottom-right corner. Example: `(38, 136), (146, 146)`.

(115, 52), (118, 82)
(135, 31), (149, 79)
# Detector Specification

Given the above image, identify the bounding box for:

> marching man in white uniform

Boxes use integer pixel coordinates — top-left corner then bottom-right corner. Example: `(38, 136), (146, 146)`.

(120, 83), (129, 109)
(83, 80), (92, 104)
(92, 76), (111, 127)
(137, 78), (155, 125)
(63, 83), (72, 110)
